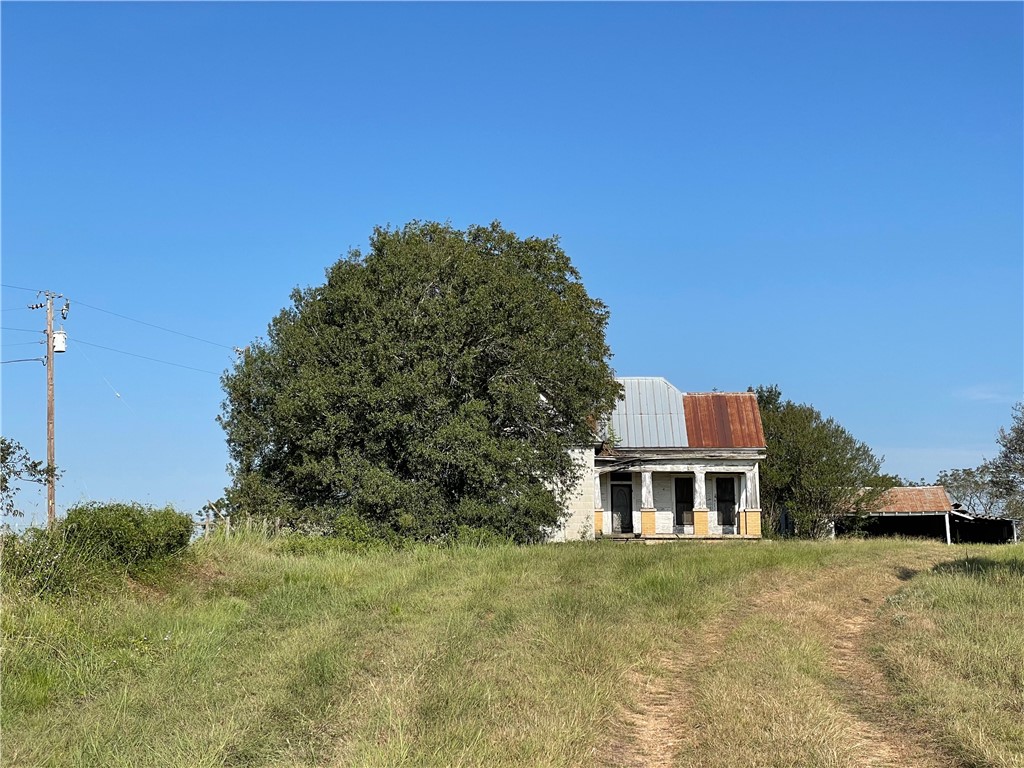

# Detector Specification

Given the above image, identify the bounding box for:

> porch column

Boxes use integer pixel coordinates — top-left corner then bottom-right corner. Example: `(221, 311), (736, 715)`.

(640, 470), (656, 536)
(593, 471), (604, 536)
(693, 468), (709, 536)
(944, 512), (951, 545)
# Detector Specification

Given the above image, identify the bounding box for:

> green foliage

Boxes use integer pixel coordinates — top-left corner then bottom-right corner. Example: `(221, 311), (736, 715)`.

(0, 527), (107, 597)
(989, 402), (1024, 518)
(936, 403), (1024, 521)
(936, 465), (1003, 515)
(0, 436), (57, 518)
(754, 385), (893, 538)
(220, 221), (621, 542)
(62, 502), (193, 568)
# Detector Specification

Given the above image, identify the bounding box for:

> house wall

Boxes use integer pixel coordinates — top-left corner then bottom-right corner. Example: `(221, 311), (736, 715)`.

(548, 447), (596, 542)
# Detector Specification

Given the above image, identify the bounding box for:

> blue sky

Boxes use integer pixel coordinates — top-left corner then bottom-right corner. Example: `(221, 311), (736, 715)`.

(2, 2), (1021, 524)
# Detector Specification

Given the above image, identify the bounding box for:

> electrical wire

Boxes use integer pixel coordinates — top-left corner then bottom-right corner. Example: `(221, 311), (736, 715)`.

(0, 326), (44, 333)
(72, 299), (235, 350)
(72, 337), (221, 375)
(0, 283), (45, 293)
(1, 341), (43, 347)
(1, 358), (45, 365)
(73, 345), (137, 415)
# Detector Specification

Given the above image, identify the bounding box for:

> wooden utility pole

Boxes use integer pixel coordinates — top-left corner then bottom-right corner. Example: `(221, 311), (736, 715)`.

(46, 294), (56, 528)
(30, 291), (66, 529)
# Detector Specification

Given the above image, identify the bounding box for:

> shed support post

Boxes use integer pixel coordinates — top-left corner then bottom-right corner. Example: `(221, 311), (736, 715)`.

(944, 512), (951, 545)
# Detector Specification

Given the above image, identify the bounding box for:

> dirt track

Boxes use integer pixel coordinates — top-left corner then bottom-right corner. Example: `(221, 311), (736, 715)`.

(605, 547), (955, 768)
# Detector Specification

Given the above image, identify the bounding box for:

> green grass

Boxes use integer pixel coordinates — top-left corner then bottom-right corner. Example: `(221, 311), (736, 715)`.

(2, 535), (1022, 767)
(878, 545), (1024, 768)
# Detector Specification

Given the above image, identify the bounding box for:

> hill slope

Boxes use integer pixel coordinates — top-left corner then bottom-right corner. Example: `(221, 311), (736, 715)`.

(3, 537), (1022, 767)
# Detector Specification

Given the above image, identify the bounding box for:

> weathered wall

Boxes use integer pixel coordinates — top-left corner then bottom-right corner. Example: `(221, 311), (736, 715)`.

(548, 448), (596, 542)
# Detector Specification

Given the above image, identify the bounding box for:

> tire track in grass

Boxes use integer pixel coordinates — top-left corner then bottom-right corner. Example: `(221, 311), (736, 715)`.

(607, 543), (956, 768)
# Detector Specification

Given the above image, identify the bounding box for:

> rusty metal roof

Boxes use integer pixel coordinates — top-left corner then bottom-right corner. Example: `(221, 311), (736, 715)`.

(873, 486), (952, 513)
(683, 392), (766, 449)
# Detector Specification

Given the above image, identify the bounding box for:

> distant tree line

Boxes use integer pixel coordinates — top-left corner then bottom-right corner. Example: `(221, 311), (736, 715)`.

(936, 403), (1024, 520)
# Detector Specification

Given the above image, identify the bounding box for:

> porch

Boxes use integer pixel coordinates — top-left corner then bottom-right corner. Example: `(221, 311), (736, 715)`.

(592, 464), (763, 539)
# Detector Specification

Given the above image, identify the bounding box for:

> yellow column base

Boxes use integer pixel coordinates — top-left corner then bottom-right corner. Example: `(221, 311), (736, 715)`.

(744, 509), (762, 538)
(693, 509), (710, 537)
(594, 510), (604, 536)
(641, 509), (656, 536)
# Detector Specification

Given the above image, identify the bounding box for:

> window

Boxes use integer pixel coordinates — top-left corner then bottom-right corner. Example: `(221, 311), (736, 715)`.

(674, 477), (694, 527)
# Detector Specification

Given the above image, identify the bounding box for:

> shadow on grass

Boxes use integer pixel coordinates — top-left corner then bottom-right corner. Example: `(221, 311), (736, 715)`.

(932, 556), (1024, 577)
(894, 566), (919, 581)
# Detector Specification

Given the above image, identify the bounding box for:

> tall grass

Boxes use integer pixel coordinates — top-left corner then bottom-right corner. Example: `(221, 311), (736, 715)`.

(877, 544), (1024, 768)
(2, 535), (1021, 767)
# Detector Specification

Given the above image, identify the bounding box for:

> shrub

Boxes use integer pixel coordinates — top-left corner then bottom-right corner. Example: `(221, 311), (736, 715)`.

(0, 527), (106, 597)
(62, 502), (193, 568)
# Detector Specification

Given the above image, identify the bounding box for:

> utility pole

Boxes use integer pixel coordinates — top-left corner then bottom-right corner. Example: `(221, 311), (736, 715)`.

(29, 291), (68, 528)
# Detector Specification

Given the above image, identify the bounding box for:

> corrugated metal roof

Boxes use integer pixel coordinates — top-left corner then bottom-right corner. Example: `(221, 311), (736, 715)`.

(608, 377), (689, 448)
(683, 393), (766, 449)
(873, 486), (952, 513)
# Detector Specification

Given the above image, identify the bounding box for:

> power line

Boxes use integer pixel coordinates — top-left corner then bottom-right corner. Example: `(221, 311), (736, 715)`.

(1, 326), (44, 333)
(72, 299), (235, 350)
(2, 341), (44, 347)
(6, 284), (238, 352)
(72, 338), (221, 375)
(2, 357), (45, 365)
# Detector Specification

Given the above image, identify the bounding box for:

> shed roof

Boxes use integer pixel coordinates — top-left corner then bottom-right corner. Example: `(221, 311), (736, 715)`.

(872, 486), (952, 514)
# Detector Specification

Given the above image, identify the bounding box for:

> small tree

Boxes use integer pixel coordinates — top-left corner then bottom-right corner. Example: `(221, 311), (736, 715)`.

(0, 436), (57, 519)
(936, 464), (1004, 516)
(755, 386), (893, 538)
(989, 402), (1024, 518)
(220, 221), (621, 542)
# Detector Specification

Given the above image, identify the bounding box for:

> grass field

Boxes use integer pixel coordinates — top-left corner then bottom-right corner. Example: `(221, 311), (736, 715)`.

(2, 535), (1022, 767)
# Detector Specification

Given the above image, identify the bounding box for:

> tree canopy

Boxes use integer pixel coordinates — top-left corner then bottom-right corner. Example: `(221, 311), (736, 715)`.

(220, 221), (621, 542)
(754, 386), (893, 538)
(938, 402), (1024, 520)
(1, 436), (55, 520)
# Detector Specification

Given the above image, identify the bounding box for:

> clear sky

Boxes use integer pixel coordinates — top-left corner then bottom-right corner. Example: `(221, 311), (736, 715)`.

(2, 2), (1021, 524)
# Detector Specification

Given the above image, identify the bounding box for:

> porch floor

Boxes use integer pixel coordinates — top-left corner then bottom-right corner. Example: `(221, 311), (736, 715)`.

(599, 533), (761, 542)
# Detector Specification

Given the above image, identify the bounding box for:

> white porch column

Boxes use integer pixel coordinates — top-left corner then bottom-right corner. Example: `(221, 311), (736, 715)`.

(640, 470), (655, 536)
(594, 471), (603, 510)
(693, 468), (707, 509)
(641, 471), (654, 509)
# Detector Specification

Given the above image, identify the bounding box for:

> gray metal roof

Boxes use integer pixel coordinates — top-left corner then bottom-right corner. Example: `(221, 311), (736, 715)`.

(607, 377), (689, 448)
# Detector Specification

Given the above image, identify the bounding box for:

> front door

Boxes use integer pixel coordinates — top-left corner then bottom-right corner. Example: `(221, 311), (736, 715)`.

(674, 477), (694, 527)
(716, 477), (736, 527)
(612, 484), (633, 534)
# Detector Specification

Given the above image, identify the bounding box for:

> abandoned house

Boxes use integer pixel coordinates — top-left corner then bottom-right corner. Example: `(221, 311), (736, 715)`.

(551, 377), (766, 541)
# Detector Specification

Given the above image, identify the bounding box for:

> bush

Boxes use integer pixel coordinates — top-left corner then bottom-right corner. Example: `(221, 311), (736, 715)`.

(0, 527), (106, 597)
(62, 502), (193, 568)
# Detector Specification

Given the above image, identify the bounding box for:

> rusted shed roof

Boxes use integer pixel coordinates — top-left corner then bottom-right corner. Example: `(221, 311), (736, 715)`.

(683, 392), (766, 449)
(873, 486), (952, 513)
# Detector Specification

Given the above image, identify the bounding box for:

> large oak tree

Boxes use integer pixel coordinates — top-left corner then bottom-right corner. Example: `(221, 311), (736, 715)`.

(220, 221), (621, 542)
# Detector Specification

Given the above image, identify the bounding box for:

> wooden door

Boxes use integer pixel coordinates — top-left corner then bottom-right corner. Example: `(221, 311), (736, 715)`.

(612, 484), (633, 533)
